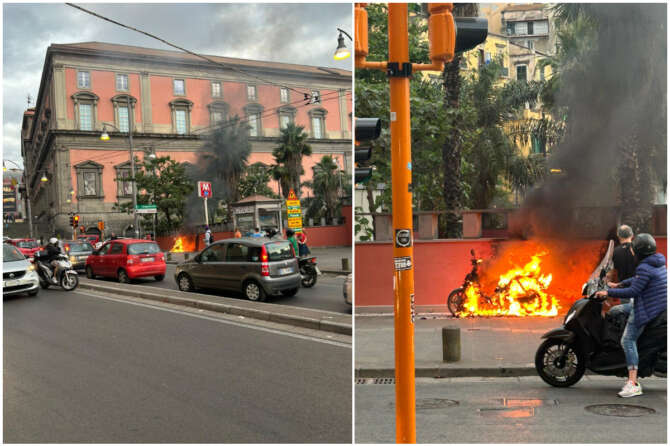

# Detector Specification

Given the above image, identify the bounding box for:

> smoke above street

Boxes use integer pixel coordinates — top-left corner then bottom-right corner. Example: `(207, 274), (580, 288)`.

(513, 3), (667, 239)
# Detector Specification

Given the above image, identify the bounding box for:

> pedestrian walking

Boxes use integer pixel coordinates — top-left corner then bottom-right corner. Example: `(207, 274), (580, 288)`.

(234, 227), (242, 238)
(204, 226), (212, 246)
(251, 227), (263, 238)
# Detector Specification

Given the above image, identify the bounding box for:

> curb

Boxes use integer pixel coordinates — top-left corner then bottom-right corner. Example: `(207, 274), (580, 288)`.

(355, 366), (536, 379)
(78, 281), (351, 336)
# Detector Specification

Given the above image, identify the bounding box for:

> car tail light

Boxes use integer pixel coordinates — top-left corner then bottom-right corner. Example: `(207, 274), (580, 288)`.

(156, 252), (164, 262)
(310, 258), (316, 264)
(127, 255), (139, 265)
(261, 245), (270, 276)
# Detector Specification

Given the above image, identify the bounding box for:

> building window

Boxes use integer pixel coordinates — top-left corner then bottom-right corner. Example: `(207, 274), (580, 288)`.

(280, 87), (289, 103)
(247, 85), (257, 101)
(308, 108), (328, 139)
(208, 101), (230, 127)
(115, 162), (133, 197)
(111, 94), (137, 133)
(280, 114), (291, 129)
(116, 74), (129, 91)
(310, 90), (321, 104)
(79, 104), (93, 131)
(173, 79), (185, 95)
(277, 105), (296, 130)
(75, 160), (104, 199)
(244, 103), (264, 137)
(515, 22), (528, 35)
(117, 106), (129, 132)
(516, 65), (527, 82)
(534, 20), (549, 35)
(506, 22), (515, 35)
(211, 82), (221, 98)
(169, 99), (193, 135)
(527, 21), (534, 35)
(531, 134), (546, 155)
(72, 91), (99, 131)
(77, 71), (90, 89)
(527, 40), (534, 50)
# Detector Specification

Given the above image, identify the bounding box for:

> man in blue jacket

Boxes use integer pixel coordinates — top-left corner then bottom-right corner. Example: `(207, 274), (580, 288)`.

(596, 233), (667, 397)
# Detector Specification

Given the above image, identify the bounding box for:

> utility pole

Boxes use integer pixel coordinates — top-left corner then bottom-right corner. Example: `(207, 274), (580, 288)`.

(355, 3), (456, 442)
(127, 96), (139, 238)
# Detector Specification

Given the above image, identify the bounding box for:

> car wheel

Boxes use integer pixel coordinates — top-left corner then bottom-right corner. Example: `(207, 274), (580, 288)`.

(177, 273), (194, 292)
(118, 269), (130, 284)
(155, 274), (165, 282)
(28, 289), (39, 297)
(281, 288), (299, 297)
(86, 266), (95, 279)
(244, 281), (266, 302)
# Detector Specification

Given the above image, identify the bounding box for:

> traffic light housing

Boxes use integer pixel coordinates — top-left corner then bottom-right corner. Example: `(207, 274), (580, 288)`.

(73, 215), (79, 227)
(69, 215), (74, 227)
(454, 17), (488, 54)
(355, 118), (381, 184)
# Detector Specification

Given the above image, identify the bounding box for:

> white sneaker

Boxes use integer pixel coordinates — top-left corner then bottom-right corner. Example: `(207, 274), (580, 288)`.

(618, 381), (643, 398)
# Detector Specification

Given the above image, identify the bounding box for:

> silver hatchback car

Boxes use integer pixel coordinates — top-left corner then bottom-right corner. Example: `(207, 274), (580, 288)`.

(175, 237), (301, 301)
(3, 243), (40, 297)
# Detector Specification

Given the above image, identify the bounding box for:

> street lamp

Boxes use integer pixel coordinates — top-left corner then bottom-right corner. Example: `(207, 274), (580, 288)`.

(100, 95), (139, 238)
(333, 28), (352, 60)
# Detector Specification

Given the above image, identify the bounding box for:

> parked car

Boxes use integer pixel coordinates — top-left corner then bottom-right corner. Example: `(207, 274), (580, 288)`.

(6, 238), (40, 259)
(85, 239), (165, 283)
(175, 237), (301, 301)
(343, 273), (352, 306)
(78, 234), (100, 246)
(3, 243), (39, 297)
(63, 240), (95, 270)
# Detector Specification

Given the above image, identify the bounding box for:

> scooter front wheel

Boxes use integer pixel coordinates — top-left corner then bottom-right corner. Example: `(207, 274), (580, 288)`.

(535, 338), (585, 387)
(447, 288), (464, 317)
(61, 272), (79, 291)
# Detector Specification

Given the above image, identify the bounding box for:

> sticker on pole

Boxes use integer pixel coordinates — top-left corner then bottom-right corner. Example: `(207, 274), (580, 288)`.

(410, 293), (416, 324)
(395, 229), (412, 248)
(394, 256), (412, 271)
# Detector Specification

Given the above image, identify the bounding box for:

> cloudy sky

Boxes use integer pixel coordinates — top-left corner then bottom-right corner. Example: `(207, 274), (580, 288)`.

(2, 2), (353, 168)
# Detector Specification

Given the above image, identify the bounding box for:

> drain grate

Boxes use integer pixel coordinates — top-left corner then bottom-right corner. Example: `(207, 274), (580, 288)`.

(478, 407), (535, 418)
(355, 377), (395, 385)
(416, 398), (459, 410)
(585, 404), (656, 417)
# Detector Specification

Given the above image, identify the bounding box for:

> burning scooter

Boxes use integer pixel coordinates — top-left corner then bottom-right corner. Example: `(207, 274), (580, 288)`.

(535, 240), (667, 387)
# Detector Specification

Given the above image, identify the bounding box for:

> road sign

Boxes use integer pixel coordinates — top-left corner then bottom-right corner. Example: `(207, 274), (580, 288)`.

(286, 189), (302, 231)
(136, 204), (157, 214)
(198, 181), (212, 198)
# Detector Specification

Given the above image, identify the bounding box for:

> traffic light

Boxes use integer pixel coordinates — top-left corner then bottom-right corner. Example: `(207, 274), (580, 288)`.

(355, 118), (381, 184)
(454, 17), (488, 54)
(69, 214), (74, 226)
(73, 215), (79, 227)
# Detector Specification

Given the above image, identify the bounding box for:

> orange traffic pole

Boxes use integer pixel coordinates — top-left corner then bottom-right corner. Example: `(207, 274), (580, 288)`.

(388, 3), (416, 443)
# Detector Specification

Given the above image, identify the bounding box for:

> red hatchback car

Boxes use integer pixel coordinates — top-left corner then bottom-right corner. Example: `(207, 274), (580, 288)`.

(7, 238), (40, 259)
(85, 239), (166, 283)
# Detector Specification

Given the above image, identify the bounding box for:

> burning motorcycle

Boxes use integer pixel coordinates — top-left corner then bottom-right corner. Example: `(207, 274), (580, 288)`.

(535, 240), (666, 387)
(447, 250), (489, 316)
(33, 251), (79, 291)
(299, 256), (320, 288)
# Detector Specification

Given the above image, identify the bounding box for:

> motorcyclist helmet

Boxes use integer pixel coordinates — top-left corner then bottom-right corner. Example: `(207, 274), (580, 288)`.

(633, 233), (656, 260)
(286, 229), (295, 237)
(49, 237), (58, 245)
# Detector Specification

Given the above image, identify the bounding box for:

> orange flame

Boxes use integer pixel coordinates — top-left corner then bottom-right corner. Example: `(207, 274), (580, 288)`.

(170, 237), (185, 253)
(458, 253), (560, 317)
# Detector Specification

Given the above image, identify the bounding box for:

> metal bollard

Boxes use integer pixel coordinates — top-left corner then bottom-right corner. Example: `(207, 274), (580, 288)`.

(184, 252), (190, 260)
(166, 252), (172, 261)
(442, 327), (461, 362)
(341, 258), (351, 271)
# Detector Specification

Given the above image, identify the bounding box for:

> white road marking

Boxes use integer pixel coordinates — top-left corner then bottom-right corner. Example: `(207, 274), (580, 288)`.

(73, 289), (351, 349)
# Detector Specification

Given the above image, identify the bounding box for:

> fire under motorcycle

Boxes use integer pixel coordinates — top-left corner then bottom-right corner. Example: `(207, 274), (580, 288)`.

(33, 251), (79, 291)
(535, 240), (667, 387)
(299, 256), (320, 288)
(447, 249), (494, 316)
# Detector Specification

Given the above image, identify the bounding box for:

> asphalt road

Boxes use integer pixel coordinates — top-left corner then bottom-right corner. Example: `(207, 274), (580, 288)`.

(4, 287), (352, 443)
(356, 375), (667, 443)
(84, 264), (351, 314)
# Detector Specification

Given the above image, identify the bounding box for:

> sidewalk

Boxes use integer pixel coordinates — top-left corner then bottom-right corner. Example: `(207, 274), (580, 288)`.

(165, 245), (352, 274)
(356, 312), (561, 377)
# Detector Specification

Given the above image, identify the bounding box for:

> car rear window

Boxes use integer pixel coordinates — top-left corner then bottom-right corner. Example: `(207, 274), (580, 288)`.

(3, 244), (25, 262)
(265, 241), (294, 261)
(68, 242), (93, 253)
(128, 242), (160, 255)
(16, 241), (38, 249)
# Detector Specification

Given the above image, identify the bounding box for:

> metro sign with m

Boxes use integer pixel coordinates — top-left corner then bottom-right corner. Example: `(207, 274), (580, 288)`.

(198, 181), (212, 198)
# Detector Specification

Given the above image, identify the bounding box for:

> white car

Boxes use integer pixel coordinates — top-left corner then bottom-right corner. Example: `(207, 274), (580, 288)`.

(3, 243), (39, 297)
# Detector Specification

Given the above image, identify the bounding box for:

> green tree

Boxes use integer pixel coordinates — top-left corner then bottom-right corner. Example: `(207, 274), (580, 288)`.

(303, 155), (347, 221)
(272, 123), (312, 198)
(115, 156), (194, 234)
(238, 162), (279, 199)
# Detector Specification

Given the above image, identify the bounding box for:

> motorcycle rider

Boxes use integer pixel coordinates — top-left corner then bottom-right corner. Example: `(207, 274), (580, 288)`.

(40, 237), (63, 280)
(286, 228), (299, 257)
(596, 233), (667, 397)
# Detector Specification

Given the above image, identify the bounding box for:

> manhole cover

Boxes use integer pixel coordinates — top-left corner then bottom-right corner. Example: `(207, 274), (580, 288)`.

(417, 398), (459, 410)
(478, 407), (535, 418)
(585, 404), (656, 417)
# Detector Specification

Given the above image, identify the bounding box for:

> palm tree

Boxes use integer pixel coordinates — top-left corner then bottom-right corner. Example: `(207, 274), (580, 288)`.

(304, 156), (345, 221)
(272, 123), (312, 198)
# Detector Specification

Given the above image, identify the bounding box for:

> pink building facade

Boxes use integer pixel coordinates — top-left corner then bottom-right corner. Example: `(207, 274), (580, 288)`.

(22, 42), (352, 237)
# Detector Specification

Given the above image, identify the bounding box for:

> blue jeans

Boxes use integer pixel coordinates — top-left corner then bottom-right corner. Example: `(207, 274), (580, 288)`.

(611, 303), (647, 370)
